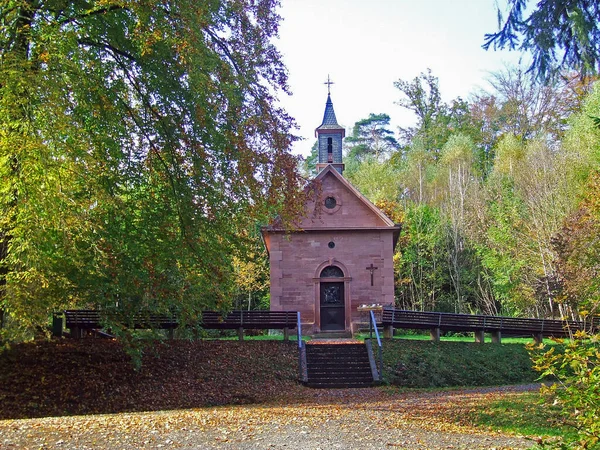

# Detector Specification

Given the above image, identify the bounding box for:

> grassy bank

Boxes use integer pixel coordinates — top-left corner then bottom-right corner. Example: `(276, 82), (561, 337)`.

(382, 339), (539, 387)
(1, 337), (542, 420)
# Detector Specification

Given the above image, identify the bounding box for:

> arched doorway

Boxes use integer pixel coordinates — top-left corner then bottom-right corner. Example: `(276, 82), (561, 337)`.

(319, 265), (345, 331)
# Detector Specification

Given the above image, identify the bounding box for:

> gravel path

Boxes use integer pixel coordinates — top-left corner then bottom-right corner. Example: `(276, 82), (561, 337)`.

(0, 385), (539, 449)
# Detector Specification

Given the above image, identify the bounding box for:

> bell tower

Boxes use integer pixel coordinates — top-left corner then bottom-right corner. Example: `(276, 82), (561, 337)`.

(315, 76), (345, 174)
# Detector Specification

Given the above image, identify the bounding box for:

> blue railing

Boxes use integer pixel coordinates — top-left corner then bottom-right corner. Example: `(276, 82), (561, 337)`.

(369, 310), (383, 381)
(297, 312), (307, 382)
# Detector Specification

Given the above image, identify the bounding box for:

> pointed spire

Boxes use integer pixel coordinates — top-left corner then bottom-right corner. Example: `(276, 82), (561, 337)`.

(315, 80), (345, 174)
(316, 94), (344, 131)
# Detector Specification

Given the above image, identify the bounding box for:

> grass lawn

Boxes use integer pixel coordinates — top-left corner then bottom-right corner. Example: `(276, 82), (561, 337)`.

(465, 391), (577, 445)
(203, 330), (550, 345)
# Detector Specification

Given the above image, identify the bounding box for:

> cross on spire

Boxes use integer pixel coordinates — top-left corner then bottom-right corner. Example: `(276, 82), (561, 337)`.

(324, 75), (334, 95)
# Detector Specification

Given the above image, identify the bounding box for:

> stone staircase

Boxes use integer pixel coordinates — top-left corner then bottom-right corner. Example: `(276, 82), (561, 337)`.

(304, 342), (376, 388)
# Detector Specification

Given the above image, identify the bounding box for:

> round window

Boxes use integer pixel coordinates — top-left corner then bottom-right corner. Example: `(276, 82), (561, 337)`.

(328, 241), (335, 249)
(324, 196), (337, 209)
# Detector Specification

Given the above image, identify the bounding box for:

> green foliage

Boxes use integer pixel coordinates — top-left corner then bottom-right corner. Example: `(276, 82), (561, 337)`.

(483, 0), (600, 81)
(344, 113), (398, 163)
(395, 204), (451, 311)
(395, 70), (486, 163)
(553, 171), (600, 312)
(563, 83), (600, 186)
(344, 157), (401, 204)
(301, 141), (319, 178)
(389, 70), (598, 318)
(0, 0), (304, 340)
(473, 176), (533, 315)
(383, 339), (538, 388)
(531, 336), (600, 449)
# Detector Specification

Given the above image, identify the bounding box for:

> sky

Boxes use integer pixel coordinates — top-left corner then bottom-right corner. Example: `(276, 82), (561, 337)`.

(275, 0), (526, 157)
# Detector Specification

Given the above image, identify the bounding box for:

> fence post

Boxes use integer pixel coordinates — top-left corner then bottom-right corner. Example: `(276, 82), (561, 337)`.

(475, 330), (485, 343)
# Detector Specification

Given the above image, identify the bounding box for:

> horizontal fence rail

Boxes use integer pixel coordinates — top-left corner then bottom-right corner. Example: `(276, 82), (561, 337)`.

(63, 310), (178, 329)
(200, 310), (298, 329)
(56, 309), (299, 340)
(381, 307), (599, 339)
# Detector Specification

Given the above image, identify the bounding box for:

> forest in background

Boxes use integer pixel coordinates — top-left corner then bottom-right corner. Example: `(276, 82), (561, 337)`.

(1, 0), (599, 333)
(303, 67), (600, 321)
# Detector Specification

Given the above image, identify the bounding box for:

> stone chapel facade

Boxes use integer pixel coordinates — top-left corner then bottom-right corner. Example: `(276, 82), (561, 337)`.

(262, 93), (401, 335)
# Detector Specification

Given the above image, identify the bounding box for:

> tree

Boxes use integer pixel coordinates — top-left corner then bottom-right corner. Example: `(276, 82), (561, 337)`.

(0, 1), (303, 339)
(394, 69), (485, 165)
(232, 233), (270, 311)
(395, 204), (449, 312)
(301, 141), (319, 178)
(344, 113), (398, 162)
(437, 134), (478, 313)
(473, 65), (591, 146)
(394, 69), (445, 152)
(344, 158), (401, 205)
(553, 170), (600, 317)
(483, 0), (600, 81)
(532, 173), (600, 450)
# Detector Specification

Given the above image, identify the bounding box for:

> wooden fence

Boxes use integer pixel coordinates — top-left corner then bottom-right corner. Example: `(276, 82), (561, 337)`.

(381, 307), (599, 343)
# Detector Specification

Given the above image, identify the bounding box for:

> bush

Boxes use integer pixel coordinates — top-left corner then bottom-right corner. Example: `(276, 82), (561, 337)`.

(531, 333), (600, 449)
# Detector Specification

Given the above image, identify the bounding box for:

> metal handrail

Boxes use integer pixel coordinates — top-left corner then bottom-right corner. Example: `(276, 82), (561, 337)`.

(297, 312), (302, 348)
(297, 312), (307, 382)
(369, 310), (383, 381)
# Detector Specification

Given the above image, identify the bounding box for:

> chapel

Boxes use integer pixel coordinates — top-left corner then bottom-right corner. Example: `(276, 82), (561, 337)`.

(262, 90), (401, 336)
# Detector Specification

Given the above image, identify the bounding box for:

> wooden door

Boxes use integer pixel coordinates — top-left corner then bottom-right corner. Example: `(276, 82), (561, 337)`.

(320, 282), (345, 331)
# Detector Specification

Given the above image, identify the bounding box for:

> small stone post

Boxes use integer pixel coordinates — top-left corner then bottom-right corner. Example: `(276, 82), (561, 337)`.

(430, 327), (441, 342)
(491, 331), (501, 344)
(475, 330), (485, 343)
(384, 325), (394, 339)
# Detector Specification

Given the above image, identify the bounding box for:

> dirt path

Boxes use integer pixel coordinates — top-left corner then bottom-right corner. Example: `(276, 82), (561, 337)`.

(0, 386), (537, 449)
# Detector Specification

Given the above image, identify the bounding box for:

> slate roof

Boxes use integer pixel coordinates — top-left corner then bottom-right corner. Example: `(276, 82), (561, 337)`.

(316, 94), (345, 131)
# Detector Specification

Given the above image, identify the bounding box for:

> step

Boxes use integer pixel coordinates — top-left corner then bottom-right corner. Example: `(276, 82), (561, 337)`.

(306, 347), (367, 355)
(307, 364), (371, 370)
(305, 381), (375, 388)
(311, 332), (353, 339)
(307, 363), (371, 370)
(308, 370), (371, 376)
(306, 344), (367, 355)
(304, 342), (376, 389)
(306, 376), (374, 383)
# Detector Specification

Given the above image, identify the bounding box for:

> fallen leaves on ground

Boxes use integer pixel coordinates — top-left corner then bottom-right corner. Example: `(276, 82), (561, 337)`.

(0, 339), (304, 419)
(0, 340), (538, 449)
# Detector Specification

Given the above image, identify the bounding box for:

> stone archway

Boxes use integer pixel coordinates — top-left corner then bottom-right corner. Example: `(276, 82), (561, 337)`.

(314, 261), (351, 332)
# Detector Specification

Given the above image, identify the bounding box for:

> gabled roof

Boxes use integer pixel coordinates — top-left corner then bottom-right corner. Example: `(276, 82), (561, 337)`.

(312, 165), (396, 227)
(315, 94), (345, 132)
(261, 164), (402, 254)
